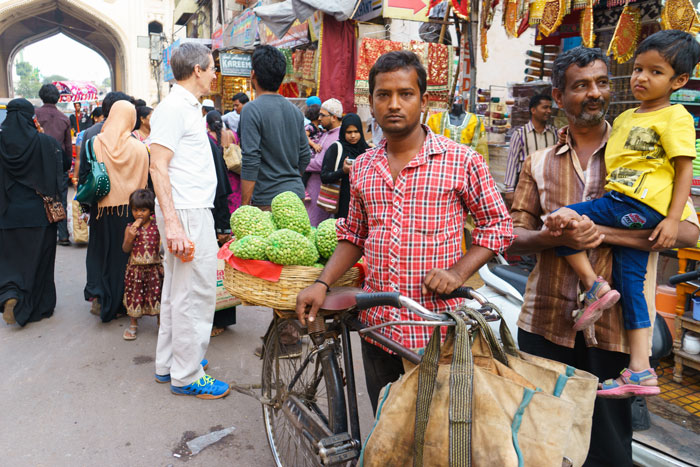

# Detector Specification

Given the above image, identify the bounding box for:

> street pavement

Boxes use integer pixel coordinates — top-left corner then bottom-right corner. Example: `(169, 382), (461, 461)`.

(0, 240), (374, 466)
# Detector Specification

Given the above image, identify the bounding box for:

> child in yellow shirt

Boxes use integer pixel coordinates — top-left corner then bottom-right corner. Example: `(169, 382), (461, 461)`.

(546, 30), (699, 398)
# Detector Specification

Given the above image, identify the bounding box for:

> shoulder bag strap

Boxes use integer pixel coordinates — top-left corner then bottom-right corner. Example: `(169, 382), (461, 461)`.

(334, 141), (343, 171)
(446, 310), (473, 467)
(414, 325), (443, 467)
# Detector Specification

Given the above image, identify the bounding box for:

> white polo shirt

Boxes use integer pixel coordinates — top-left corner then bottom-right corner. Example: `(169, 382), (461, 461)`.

(150, 83), (216, 209)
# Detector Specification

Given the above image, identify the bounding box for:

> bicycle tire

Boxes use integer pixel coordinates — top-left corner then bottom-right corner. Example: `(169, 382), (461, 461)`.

(262, 318), (348, 467)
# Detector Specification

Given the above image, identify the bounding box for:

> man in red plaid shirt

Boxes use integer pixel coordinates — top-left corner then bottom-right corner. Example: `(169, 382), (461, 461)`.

(296, 51), (513, 412)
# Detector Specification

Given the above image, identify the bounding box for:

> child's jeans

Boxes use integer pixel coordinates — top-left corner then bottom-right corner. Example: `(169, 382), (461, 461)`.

(555, 191), (664, 330)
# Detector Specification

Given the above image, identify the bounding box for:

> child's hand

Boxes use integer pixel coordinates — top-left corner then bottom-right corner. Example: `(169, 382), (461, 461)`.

(649, 218), (678, 250)
(545, 207), (581, 236)
(126, 223), (139, 238)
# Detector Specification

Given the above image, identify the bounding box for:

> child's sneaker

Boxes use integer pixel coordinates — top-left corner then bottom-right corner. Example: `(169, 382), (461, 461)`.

(171, 374), (230, 399)
(572, 276), (620, 331)
(304, 190), (311, 202)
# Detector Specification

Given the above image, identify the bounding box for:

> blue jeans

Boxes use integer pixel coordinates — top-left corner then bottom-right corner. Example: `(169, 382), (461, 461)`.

(555, 192), (664, 330)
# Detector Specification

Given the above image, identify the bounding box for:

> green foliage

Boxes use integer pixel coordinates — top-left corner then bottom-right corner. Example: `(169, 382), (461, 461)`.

(230, 235), (268, 260)
(315, 218), (338, 259)
(14, 61), (41, 99)
(42, 74), (68, 85)
(230, 205), (275, 240)
(265, 229), (319, 266)
(271, 191), (311, 235)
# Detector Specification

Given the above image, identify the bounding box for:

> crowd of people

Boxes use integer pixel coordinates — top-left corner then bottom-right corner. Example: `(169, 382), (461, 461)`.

(2, 28), (700, 465)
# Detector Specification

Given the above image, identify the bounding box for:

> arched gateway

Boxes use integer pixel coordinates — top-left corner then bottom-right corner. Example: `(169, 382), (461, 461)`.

(0, 0), (171, 102)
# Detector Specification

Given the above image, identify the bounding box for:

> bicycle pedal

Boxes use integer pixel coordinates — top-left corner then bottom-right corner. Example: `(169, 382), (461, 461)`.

(318, 433), (359, 465)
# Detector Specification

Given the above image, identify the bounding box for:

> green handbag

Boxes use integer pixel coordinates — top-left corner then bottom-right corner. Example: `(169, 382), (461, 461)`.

(75, 136), (111, 205)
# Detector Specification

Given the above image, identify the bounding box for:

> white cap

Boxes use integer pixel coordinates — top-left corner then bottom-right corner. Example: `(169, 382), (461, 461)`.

(322, 98), (343, 118)
(202, 99), (215, 108)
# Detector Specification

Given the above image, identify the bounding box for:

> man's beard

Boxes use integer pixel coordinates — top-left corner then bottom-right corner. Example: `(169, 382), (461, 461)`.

(572, 97), (608, 127)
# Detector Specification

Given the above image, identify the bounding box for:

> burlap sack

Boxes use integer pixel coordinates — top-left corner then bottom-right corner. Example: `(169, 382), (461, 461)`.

(360, 309), (576, 467)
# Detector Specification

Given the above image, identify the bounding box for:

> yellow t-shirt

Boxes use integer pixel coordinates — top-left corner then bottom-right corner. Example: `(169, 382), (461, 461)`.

(427, 112), (489, 162)
(605, 104), (695, 218)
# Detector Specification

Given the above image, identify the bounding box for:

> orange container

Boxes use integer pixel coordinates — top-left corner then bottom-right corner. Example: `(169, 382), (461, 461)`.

(655, 285), (677, 315)
(656, 285), (678, 341)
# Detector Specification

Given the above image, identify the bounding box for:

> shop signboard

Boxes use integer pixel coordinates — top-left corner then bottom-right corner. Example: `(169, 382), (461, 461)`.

(220, 52), (252, 77)
(212, 27), (224, 50)
(223, 2), (260, 50)
(162, 39), (180, 82)
(353, 0), (383, 21)
(382, 0), (430, 22)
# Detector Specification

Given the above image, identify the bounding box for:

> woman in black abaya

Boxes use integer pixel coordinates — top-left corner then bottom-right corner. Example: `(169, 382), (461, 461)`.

(0, 98), (67, 326)
(320, 113), (370, 219)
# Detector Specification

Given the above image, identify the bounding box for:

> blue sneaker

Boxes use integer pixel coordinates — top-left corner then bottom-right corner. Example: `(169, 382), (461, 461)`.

(155, 359), (209, 384)
(171, 375), (230, 399)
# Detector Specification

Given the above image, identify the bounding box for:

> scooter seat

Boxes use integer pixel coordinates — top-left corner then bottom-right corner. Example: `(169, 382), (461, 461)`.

(490, 264), (529, 297)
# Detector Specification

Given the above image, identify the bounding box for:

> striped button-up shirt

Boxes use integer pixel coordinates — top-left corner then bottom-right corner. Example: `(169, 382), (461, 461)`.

(337, 126), (513, 351)
(504, 121), (558, 193)
(512, 124), (651, 353)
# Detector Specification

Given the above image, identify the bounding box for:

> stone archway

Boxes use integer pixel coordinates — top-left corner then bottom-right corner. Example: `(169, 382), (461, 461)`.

(0, 0), (128, 97)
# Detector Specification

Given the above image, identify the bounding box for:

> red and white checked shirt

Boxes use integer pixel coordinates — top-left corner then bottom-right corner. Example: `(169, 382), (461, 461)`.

(337, 126), (513, 351)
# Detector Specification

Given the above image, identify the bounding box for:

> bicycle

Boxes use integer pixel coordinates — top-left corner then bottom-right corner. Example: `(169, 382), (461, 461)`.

(259, 286), (499, 466)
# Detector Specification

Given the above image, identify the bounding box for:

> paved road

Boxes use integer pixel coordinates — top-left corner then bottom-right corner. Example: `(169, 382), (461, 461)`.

(1, 241), (374, 466)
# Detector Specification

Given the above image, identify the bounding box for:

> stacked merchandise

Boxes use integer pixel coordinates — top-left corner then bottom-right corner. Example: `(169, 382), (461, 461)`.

(510, 82), (552, 130)
(693, 139), (700, 195)
(524, 48), (556, 82)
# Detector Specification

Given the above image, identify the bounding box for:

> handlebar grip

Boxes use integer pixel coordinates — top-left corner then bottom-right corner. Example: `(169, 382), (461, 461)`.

(669, 270), (700, 285)
(354, 292), (402, 310)
(439, 286), (475, 301)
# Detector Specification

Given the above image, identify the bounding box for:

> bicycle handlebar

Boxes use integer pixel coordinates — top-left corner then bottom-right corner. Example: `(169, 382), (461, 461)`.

(354, 287), (485, 312)
(669, 269), (700, 285)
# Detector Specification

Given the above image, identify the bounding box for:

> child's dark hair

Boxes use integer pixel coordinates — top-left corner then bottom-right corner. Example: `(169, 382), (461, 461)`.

(129, 189), (155, 211)
(635, 30), (700, 77)
(305, 104), (321, 121)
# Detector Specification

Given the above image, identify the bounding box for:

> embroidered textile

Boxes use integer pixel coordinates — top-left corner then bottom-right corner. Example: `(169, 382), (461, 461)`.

(301, 49), (317, 87)
(607, 4), (642, 63)
(660, 0), (700, 34)
(539, 0), (568, 37)
(581, 0), (596, 47)
(480, 0), (499, 60)
(450, 0), (470, 19)
(529, 0), (547, 25)
(355, 38), (404, 105)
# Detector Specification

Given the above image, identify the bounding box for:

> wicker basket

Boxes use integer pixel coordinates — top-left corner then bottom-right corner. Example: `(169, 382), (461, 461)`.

(223, 261), (362, 310)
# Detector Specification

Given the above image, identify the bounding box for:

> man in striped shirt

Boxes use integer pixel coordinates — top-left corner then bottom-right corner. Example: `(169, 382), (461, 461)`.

(503, 94), (557, 207)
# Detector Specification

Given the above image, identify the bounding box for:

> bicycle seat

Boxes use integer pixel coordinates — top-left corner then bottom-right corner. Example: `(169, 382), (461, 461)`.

(319, 287), (365, 311)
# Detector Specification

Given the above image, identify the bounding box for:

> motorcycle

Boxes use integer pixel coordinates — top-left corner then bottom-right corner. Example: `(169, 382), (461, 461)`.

(467, 255), (687, 466)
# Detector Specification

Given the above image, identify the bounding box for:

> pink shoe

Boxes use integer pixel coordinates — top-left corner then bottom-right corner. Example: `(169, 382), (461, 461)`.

(597, 368), (660, 398)
(572, 277), (620, 331)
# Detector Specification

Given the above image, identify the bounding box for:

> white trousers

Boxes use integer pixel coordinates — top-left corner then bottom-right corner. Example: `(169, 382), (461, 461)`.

(155, 206), (217, 386)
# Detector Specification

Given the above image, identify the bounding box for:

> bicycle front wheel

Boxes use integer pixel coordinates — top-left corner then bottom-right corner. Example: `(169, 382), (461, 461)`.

(261, 318), (348, 467)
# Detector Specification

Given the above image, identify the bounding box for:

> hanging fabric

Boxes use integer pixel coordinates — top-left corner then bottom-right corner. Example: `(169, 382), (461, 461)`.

(354, 38), (404, 106)
(607, 1), (642, 63)
(450, 0), (470, 20)
(529, 0), (547, 25)
(660, 0), (700, 34)
(538, 0), (568, 37)
(480, 0), (499, 61)
(580, 0), (596, 48)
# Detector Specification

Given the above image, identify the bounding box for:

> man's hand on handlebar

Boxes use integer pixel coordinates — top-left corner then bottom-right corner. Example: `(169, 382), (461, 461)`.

(422, 268), (464, 295)
(296, 282), (327, 325)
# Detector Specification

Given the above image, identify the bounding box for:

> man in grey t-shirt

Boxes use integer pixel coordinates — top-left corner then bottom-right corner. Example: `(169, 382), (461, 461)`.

(240, 45), (311, 208)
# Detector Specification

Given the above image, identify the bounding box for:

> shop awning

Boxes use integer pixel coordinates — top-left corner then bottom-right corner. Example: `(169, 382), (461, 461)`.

(254, 0), (359, 39)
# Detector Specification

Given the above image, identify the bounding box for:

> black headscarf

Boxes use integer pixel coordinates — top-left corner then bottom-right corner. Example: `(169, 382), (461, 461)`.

(0, 98), (61, 213)
(338, 113), (369, 160)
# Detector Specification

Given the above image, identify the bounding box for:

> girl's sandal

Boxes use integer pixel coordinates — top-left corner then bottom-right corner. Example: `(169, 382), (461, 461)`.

(211, 326), (225, 338)
(597, 368), (660, 398)
(123, 324), (138, 341)
(573, 277), (620, 331)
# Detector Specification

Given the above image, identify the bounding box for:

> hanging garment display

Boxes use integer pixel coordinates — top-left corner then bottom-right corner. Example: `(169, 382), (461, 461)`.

(480, 0), (499, 60)
(538, 0), (567, 37)
(607, 1), (642, 64)
(580, 0), (596, 48)
(450, 0), (471, 20)
(660, 0), (700, 34)
(427, 111), (489, 160)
